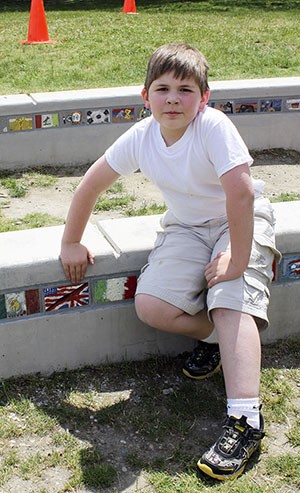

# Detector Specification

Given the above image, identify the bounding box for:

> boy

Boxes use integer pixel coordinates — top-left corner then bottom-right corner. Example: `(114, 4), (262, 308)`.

(60, 43), (279, 480)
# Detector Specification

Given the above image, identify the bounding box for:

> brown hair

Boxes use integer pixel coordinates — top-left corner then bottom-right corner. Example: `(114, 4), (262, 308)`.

(144, 43), (210, 95)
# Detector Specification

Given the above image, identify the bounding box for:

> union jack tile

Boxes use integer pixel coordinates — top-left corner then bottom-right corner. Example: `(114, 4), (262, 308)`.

(43, 283), (89, 311)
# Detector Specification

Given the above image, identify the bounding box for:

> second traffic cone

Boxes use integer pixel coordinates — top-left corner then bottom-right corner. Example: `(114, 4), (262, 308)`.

(20, 0), (57, 44)
(122, 0), (137, 14)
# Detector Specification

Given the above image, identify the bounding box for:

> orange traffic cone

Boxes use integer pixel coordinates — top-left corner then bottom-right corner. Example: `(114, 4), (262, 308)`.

(122, 0), (138, 14)
(20, 0), (57, 44)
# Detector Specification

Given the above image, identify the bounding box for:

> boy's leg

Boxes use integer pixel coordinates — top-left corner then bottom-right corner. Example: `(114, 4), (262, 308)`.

(212, 308), (261, 398)
(135, 294), (222, 379)
(135, 294), (213, 340)
(197, 309), (264, 481)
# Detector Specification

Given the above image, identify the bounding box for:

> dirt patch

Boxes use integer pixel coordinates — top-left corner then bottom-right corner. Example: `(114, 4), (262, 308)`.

(1, 149), (300, 224)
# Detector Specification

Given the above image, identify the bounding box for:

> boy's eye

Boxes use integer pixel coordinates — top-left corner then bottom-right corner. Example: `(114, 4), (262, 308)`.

(180, 87), (192, 92)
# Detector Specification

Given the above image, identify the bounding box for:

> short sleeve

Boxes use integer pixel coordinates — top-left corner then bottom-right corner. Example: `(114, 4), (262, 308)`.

(205, 113), (253, 177)
(105, 118), (151, 176)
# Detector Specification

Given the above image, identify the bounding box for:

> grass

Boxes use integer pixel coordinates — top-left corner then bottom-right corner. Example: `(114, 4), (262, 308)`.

(0, 336), (299, 492)
(0, 1), (300, 95)
(0, 173), (57, 198)
(0, 212), (63, 232)
(125, 202), (168, 216)
(270, 192), (300, 202)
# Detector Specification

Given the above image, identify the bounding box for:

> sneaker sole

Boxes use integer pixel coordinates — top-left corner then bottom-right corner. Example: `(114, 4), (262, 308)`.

(182, 360), (222, 380)
(197, 460), (245, 481)
(197, 438), (264, 481)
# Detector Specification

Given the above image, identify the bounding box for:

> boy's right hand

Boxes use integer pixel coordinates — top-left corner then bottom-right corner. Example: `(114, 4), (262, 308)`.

(60, 242), (94, 284)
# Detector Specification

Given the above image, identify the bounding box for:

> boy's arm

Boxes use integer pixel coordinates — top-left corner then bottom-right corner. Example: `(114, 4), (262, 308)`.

(60, 156), (120, 283)
(205, 163), (254, 288)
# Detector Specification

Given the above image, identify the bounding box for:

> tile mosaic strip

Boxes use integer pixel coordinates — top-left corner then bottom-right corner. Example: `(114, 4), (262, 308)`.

(0, 257), (296, 324)
(209, 96), (300, 114)
(0, 273), (138, 322)
(0, 94), (299, 135)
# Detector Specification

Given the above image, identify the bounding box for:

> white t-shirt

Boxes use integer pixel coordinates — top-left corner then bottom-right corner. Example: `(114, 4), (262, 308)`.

(105, 106), (260, 225)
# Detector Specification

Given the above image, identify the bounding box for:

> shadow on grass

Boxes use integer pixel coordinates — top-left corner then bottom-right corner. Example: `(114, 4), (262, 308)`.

(0, 337), (299, 491)
(1, 0), (300, 13)
(0, 352), (226, 490)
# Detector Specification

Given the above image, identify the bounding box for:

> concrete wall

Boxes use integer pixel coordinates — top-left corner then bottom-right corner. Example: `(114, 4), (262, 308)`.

(0, 201), (300, 378)
(0, 77), (300, 170)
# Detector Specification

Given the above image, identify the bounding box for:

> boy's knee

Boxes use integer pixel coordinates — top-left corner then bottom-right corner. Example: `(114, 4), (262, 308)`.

(135, 294), (155, 326)
(135, 294), (181, 330)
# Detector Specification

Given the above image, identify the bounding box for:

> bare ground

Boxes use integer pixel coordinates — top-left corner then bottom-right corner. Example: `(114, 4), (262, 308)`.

(1, 149), (300, 224)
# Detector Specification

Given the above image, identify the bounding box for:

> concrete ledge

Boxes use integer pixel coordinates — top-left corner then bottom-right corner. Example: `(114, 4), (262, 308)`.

(0, 201), (300, 378)
(0, 77), (299, 170)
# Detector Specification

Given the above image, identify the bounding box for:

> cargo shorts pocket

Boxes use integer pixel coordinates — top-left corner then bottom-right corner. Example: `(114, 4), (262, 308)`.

(243, 274), (270, 312)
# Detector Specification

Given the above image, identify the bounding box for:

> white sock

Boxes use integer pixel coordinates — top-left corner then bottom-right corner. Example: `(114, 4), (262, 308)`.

(227, 398), (260, 429)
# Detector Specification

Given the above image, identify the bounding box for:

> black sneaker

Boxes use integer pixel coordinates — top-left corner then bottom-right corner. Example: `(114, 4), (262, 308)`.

(182, 341), (221, 380)
(197, 414), (265, 480)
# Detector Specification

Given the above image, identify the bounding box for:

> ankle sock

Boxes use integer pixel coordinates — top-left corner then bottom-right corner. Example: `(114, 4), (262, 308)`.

(227, 398), (260, 429)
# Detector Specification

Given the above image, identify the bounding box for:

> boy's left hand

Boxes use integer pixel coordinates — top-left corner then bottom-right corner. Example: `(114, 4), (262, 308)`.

(205, 251), (243, 288)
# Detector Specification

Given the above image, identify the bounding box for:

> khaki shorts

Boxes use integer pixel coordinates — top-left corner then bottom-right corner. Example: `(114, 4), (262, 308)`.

(136, 197), (281, 330)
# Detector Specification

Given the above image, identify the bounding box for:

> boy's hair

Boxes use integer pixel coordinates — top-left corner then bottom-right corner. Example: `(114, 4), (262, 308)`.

(144, 43), (210, 95)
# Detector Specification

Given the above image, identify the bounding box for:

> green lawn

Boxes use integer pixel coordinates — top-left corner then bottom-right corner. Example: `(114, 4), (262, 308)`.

(0, 0), (299, 94)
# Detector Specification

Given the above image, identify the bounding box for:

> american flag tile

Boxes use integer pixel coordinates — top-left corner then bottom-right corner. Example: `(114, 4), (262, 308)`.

(43, 283), (89, 311)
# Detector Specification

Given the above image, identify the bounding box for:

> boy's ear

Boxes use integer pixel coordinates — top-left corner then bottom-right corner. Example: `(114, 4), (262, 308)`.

(199, 89), (210, 111)
(141, 88), (150, 109)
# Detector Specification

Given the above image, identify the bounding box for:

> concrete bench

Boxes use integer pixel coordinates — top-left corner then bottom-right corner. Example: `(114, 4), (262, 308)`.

(0, 201), (300, 378)
(1, 77), (300, 171)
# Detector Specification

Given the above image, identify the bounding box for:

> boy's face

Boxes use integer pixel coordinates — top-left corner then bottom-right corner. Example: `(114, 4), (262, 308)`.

(142, 71), (210, 146)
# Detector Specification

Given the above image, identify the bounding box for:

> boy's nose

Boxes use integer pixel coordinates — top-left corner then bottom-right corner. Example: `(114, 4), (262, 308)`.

(166, 92), (179, 104)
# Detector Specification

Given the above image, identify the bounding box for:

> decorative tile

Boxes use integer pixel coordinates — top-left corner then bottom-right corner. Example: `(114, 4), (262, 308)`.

(61, 111), (83, 126)
(235, 100), (258, 113)
(86, 108), (110, 124)
(25, 289), (40, 315)
(112, 107), (135, 123)
(9, 116), (33, 132)
(281, 255), (300, 282)
(0, 117), (8, 133)
(136, 106), (152, 121)
(43, 283), (89, 311)
(5, 291), (27, 318)
(209, 100), (234, 114)
(272, 259), (277, 282)
(123, 275), (138, 299)
(260, 99), (282, 112)
(94, 276), (137, 304)
(0, 294), (7, 319)
(35, 113), (59, 129)
(285, 98), (300, 111)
